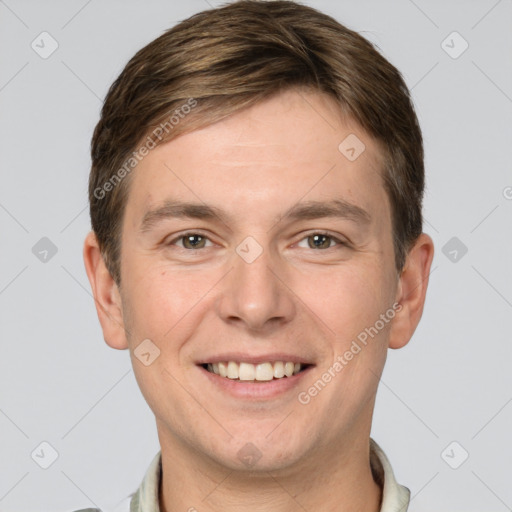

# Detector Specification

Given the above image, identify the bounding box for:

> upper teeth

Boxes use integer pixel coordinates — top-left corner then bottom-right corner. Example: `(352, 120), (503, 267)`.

(206, 361), (302, 381)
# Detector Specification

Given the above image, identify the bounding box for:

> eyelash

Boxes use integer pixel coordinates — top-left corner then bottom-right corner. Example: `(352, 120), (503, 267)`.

(166, 231), (348, 251)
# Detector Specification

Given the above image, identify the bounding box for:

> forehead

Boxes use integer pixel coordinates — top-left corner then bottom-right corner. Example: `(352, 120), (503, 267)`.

(124, 89), (389, 230)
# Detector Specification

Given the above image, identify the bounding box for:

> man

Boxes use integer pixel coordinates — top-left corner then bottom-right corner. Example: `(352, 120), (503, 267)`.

(82, 0), (434, 510)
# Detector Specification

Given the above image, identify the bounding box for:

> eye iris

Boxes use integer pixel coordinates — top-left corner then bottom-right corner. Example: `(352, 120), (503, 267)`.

(309, 234), (330, 249)
(183, 234), (206, 249)
(180, 234), (334, 249)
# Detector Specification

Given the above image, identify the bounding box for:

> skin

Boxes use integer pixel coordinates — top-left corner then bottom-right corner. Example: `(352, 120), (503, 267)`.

(84, 88), (434, 512)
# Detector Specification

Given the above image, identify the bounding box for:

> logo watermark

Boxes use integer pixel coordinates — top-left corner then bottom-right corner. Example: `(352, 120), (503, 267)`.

(297, 302), (402, 405)
(93, 98), (198, 200)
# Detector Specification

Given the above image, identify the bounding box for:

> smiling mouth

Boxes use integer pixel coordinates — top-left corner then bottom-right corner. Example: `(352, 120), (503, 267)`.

(201, 361), (309, 382)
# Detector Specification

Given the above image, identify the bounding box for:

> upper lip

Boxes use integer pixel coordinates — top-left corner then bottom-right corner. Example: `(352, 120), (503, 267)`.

(196, 352), (315, 365)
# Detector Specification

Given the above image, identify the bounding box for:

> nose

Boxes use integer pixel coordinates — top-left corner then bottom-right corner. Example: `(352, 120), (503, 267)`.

(216, 241), (296, 333)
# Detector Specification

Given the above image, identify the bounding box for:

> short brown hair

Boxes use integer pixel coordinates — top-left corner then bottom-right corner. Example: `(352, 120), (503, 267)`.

(89, 0), (424, 287)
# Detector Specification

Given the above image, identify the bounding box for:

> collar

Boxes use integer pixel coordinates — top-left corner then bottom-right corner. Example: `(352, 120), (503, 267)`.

(129, 438), (410, 512)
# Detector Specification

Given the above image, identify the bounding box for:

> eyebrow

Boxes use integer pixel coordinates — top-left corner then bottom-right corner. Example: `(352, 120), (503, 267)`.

(139, 198), (371, 233)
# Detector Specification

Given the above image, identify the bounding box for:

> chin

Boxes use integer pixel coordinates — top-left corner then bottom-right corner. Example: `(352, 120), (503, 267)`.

(205, 429), (312, 474)
(214, 446), (307, 474)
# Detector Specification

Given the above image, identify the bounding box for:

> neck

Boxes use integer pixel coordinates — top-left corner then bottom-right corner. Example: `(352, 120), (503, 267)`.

(157, 430), (382, 512)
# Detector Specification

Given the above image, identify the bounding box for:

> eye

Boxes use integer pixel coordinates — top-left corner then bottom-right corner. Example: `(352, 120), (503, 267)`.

(166, 231), (346, 251)
(169, 232), (214, 250)
(297, 232), (345, 250)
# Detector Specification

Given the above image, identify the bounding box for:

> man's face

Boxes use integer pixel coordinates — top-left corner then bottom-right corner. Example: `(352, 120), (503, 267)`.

(118, 88), (400, 471)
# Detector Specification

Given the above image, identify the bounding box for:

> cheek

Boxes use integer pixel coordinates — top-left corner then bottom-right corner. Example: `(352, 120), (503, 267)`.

(123, 261), (202, 336)
(122, 266), (205, 414)
(121, 259), (227, 376)
(299, 263), (390, 339)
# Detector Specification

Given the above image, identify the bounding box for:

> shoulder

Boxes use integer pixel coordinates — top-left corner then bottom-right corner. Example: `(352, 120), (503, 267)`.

(69, 509), (102, 512)
(69, 491), (133, 512)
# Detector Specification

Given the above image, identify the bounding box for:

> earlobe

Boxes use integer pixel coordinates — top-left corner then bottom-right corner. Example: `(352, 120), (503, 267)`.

(83, 231), (129, 350)
(388, 233), (435, 349)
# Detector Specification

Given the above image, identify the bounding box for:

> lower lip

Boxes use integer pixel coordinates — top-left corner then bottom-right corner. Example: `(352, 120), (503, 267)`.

(198, 365), (313, 400)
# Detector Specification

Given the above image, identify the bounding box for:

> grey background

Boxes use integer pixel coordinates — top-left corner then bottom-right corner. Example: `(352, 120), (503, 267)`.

(1, 0), (511, 511)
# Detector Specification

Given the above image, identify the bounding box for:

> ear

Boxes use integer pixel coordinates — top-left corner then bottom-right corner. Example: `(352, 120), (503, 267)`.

(389, 233), (434, 349)
(83, 230), (128, 350)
